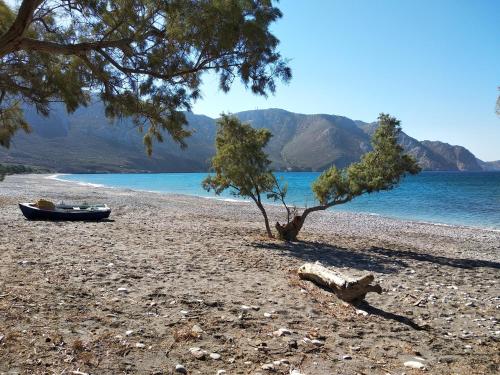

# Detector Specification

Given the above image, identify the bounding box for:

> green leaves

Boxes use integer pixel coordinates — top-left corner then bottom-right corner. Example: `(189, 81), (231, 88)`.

(202, 114), (275, 201)
(0, 0), (290, 152)
(312, 113), (421, 206)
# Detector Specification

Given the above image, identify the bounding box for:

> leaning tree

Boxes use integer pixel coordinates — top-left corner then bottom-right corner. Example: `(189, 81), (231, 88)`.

(0, 0), (291, 152)
(204, 113), (421, 240)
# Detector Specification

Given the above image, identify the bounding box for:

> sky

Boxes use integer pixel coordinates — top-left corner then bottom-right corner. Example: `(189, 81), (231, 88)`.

(192, 0), (500, 161)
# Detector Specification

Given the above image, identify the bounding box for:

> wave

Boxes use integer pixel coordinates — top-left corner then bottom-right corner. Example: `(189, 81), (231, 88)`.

(46, 174), (106, 188)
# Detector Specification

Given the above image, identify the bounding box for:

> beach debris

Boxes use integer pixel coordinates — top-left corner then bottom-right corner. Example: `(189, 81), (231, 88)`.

(297, 262), (382, 302)
(175, 364), (187, 374)
(273, 328), (292, 337)
(189, 347), (208, 359)
(210, 352), (221, 360)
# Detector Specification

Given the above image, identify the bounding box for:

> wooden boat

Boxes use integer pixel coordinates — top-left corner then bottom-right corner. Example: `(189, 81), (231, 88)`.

(19, 202), (111, 221)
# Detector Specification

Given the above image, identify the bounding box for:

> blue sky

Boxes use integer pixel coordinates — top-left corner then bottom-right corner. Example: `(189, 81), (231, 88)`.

(192, 0), (500, 161)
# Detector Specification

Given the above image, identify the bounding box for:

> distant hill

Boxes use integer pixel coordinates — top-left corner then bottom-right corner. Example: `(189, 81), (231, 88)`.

(0, 104), (498, 173)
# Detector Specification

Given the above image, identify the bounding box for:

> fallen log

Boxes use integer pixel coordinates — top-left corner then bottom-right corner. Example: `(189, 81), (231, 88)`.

(298, 262), (382, 302)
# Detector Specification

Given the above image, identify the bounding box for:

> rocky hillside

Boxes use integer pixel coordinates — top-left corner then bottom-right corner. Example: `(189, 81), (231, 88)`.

(0, 105), (496, 172)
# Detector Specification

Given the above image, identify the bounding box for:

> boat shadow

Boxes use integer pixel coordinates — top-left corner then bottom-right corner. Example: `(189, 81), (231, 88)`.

(252, 240), (500, 274)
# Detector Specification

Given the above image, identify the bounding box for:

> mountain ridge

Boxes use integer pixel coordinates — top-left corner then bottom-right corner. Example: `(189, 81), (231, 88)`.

(0, 104), (497, 173)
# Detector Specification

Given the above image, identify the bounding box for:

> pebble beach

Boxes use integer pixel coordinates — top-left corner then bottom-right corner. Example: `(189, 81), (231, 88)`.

(0, 174), (499, 374)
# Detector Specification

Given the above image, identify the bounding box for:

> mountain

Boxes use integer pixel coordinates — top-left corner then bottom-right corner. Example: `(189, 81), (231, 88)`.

(0, 105), (497, 173)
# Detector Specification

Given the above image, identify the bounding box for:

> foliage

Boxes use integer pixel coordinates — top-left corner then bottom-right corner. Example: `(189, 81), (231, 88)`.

(202, 114), (279, 236)
(0, 0), (291, 153)
(312, 113), (421, 206)
(0, 162), (49, 181)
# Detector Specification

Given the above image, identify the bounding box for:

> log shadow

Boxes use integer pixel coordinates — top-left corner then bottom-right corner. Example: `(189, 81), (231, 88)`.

(252, 240), (500, 274)
(355, 300), (428, 331)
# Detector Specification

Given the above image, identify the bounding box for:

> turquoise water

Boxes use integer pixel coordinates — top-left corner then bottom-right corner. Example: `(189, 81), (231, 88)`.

(58, 172), (500, 230)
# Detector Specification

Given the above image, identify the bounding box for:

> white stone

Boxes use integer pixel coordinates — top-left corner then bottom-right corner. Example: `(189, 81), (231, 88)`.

(175, 364), (187, 374)
(404, 360), (426, 369)
(210, 353), (221, 360)
(125, 330), (134, 336)
(273, 328), (291, 336)
(135, 342), (145, 348)
(117, 287), (129, 293)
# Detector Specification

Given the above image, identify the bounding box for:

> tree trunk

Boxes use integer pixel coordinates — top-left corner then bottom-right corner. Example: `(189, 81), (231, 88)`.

(257, 202), (273, 238)
(275, 215), (304, 241)
(298, 262), (382, 302)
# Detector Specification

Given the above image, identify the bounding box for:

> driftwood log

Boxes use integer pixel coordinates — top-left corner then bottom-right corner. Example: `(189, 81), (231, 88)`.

(298, 262), (382, 302)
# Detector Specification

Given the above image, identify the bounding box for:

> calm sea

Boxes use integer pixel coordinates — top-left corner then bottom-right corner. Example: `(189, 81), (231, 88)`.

(58, 172), (500, 230)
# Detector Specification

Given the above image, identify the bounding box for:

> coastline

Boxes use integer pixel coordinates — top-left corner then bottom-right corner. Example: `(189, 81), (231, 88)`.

(1, 174), (499, 374)
(48, 173), (500, 233)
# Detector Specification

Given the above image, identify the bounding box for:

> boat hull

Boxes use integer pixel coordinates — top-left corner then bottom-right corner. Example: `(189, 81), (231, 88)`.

(19, 203), (111, 221)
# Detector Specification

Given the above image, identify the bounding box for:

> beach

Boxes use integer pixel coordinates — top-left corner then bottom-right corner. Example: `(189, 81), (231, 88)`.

(0, 174), (499, 374)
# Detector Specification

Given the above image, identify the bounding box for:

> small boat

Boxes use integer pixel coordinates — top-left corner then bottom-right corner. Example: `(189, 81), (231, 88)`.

(19, 202), (111, 221)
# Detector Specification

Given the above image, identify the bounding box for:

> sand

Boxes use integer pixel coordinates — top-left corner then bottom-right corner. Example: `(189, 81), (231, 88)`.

(0, 174), (499, 375)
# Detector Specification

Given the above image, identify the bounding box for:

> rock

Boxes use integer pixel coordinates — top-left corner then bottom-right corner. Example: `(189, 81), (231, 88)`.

(106, 263), (114, 267)
(251, 305), (260, 311)
(0, 334), (4, 343)
(404, 360), (426, 369)
(189, 347), (208, 359)
(216, 371), (226, 375)
(261, 363), (275, 371)
(210, 353), (221, 360)
(125, 330), (134, 336)
(264, 312), (272, 318)
(355, 309), (368, 316)
(241, 305), (252, 311)
(175, 364), (187, 374)
(342, 355), (352, 360)
(180, 310), (189, 315)
(273, 328), (291, 336)
(311, 339), (325, 346)
(350, 346), (361, 351)
(290, 370), (305, 375)
(288, 340), (298, 349)
(135, 342), (145, 348)
(191, 324), (204, 335)
(117, 287), (129, 293)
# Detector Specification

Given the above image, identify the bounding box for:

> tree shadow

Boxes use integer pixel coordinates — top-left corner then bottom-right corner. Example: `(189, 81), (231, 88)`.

(252, 240), (500, 274)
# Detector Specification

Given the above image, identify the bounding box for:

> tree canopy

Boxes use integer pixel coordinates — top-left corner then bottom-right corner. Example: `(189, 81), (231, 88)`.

(276, 113), (421, 240)
(202, 114), (278, 237)
(0, 0), (291, 153)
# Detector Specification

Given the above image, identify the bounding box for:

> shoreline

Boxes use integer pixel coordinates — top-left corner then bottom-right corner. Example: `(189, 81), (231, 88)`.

(48, 173), (500, 234)
(1, 174), (499, 374)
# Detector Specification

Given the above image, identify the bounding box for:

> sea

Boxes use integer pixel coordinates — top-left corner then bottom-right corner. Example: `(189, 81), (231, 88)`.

(56, 171), (500, 230)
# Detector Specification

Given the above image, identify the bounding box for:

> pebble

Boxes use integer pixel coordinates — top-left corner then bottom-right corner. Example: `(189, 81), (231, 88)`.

(117, 287), (129, 293)
(106, 263), (114, 267)
(355, 309), (368, 316)
(263, 312), (272, 318)
(125, 330), (134, 336)
(135, 342), (145, 348)
(342, 355), (352, 360)
(0, 334), (4, 343)
(210, 353), (221, 360)
(216, 371), (226, 375)
(261, 363), (275, 371)
(189, 347), (208, 359)
(175, 364), (187, 374)
(290, 370), (305, 375)
(191, 324), (204, 335)
(273, 328), (291, 336)
(404, 360), (426, 369)
(311, 339), (325, 346)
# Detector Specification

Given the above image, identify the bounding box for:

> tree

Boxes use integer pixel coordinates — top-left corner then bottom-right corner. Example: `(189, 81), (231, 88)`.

(275, 113), (421, 240)
(202, 114), (277, 237)
(0, 0), (291, 153)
